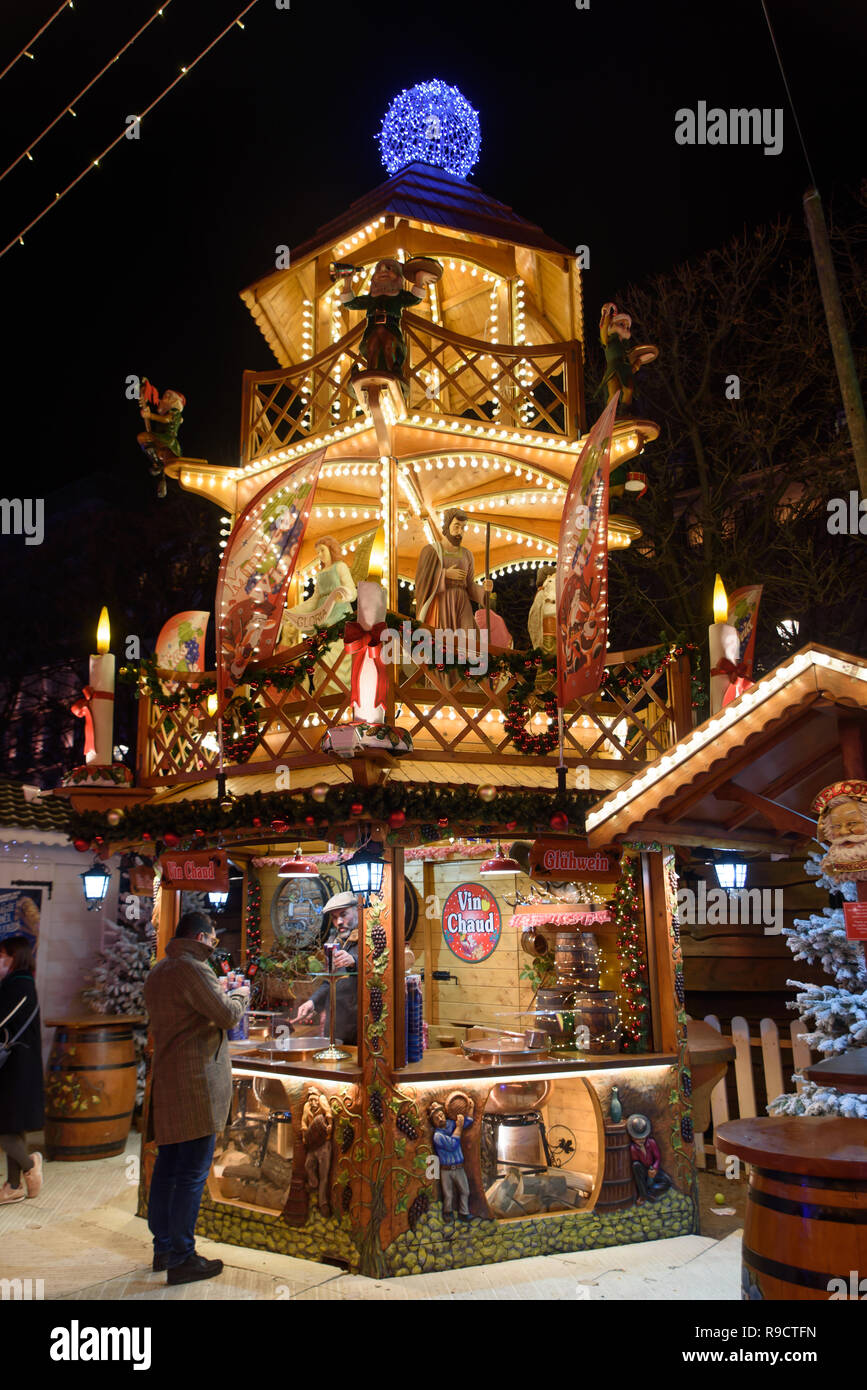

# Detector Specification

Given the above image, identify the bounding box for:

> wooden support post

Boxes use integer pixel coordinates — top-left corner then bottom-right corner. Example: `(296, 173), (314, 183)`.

(155, 882), (180, 961)
(391, 847), (406, 1070)
(422, 859), (436, 1026)
(641, 851), (679, 1053)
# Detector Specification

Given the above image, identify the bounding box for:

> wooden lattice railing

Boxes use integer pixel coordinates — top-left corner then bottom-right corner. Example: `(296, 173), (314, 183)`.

(136, 645), (693, 787)
(240, 317), (584, 464)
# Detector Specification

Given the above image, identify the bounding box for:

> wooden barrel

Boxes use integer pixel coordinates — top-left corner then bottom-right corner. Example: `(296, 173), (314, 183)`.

(571, 991), (621, 1054)
(597, 1122), (634, 1210)
(535, 986), (578, 1044)
(44, 1016), (139, 1161)
(554, 931), (599, 989)
(716, 1117), (867, 1301)
(740, 1166), (867, 1299)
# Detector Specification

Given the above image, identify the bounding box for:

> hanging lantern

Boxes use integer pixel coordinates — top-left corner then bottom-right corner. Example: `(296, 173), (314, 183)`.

(81, 859), (111, 911)
(479, 841), (522, 876)
(278, 845), (318, 878)
(344, 839), (385, 904)
(207, 888), (229, 913)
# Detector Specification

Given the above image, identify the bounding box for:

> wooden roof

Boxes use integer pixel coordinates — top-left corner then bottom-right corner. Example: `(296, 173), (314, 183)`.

(585, 645), (867, 853)
(253, 162), (571, 286)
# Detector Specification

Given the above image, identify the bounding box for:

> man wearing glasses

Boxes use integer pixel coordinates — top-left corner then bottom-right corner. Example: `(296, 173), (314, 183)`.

(144, 910), (249, 1286)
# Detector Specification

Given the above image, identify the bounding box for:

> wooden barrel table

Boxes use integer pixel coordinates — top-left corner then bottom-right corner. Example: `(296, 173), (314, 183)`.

(44, 1015), (144, 1161)
(716, 1117), (867, 1300)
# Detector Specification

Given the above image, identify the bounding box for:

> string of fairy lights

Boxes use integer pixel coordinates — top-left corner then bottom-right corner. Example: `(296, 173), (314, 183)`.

(0, 0), (260, 261)
(0, 1), (176, 187)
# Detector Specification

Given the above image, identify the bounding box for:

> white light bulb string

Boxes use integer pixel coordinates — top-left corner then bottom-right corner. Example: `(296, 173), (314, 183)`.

(0, 0), (259, 261)
(0, 1), (74, 84)
(0, 1), (176, 188)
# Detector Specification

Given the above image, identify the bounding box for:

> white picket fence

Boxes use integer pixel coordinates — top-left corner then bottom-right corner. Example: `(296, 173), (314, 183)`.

(694, 1014), (813, 1171)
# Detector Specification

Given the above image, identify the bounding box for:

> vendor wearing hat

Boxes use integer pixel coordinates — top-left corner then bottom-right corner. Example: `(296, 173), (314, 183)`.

(294, 892), (359, 1044)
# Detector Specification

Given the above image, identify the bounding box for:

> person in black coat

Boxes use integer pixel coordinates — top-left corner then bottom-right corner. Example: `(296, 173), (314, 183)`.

(0, 935), (44, 1203)
(293, 892), (359, 1044)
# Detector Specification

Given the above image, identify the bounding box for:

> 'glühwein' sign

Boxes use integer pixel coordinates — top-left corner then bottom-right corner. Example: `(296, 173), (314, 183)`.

(529, 838), (620, 883)
(159, 849), (229, 892)
(442, 883), (501, 962)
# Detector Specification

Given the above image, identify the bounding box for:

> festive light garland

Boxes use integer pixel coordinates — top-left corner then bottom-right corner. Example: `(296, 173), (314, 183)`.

(614, 857), (651, 1051)
(377, 79), (481, 178)
(68, 783), (597, 851)
(603, 636), (705, 711)
(244, 866), (262, 971)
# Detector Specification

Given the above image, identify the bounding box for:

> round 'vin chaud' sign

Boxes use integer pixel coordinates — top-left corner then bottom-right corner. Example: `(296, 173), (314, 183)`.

(441, 883), (502, 962)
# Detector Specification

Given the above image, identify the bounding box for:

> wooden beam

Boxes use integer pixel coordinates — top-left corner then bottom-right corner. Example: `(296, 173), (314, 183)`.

(658, 701), (821, 823)
(714, 782), (818, 838)
(723, 746), (838, 830)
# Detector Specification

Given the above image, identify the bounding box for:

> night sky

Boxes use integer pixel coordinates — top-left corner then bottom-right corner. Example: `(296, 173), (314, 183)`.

(1, 0), (864, 495)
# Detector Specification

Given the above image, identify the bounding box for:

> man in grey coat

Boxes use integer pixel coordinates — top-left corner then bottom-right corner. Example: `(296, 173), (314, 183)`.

(144, 910), (248, 1285)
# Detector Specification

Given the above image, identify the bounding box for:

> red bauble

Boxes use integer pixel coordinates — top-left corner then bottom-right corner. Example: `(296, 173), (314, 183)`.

(388, 810), (406, 829)
(437, 817), (448, 829)
(163, 832), (180, 847)
(271, 818), (288, 833)
(550, 811), (569, 832)
(304, 815), (316, 827)
(252, 817), (262, 828)
(350, 803), (364, 816)
(194, 828), (205, 837)
(505, 820), (517, 831)
(73, 838), (90, 853)
(142, 831), (152, 841)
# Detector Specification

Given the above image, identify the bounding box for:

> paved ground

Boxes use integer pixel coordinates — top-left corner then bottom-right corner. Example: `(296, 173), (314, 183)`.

(0, 1137), (742, 1301)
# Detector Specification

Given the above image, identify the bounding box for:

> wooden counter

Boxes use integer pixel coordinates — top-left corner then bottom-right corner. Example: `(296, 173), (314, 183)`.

(230, 1046), (676, 1084)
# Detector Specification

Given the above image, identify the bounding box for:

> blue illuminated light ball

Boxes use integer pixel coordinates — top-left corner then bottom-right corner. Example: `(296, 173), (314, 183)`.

(377, 79), (481, 179)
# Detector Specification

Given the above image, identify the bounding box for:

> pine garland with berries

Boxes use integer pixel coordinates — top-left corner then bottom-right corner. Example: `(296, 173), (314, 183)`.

(244, 865), (262, 972)
(614, 857), (651, 1051)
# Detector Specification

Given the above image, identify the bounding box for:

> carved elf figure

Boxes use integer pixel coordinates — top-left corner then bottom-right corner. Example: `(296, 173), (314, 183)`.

(813, 780), (867, 881)
(338, 258), (440, 403)
(137, 380), (186, 498)
(599, 303), (634, 414)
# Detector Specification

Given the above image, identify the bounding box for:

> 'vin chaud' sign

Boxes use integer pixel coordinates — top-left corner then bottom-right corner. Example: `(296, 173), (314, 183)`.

(441, 883), (501, 963)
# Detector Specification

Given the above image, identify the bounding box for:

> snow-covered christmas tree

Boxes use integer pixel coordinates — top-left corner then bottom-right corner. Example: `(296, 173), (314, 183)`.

(82, 920), (151, 1105)
(768, 852), (867, 1119)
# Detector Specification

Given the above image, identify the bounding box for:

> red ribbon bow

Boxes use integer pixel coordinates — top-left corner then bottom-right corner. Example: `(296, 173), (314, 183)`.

(710, 658), (753, 706)
(71, 685), (113, 758)
(344, 621), (388, 711)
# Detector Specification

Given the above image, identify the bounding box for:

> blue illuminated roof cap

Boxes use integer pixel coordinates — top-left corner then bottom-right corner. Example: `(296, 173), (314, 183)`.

(377, 79), (481, 179)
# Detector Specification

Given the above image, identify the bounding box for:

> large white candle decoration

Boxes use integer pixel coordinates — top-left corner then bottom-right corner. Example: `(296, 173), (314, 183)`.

(708, 575), (738, 715)
(351, 580), (388, 724)
(89, 606), (116, 763)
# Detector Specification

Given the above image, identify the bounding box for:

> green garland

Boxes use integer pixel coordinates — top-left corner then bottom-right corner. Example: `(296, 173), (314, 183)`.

(603, 634), (705, 712)
(68, 782), (599, 852)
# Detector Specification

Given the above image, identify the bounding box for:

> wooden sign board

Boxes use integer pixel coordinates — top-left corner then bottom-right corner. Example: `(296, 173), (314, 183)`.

(159, 849), (229, 892)
(843, 902), (867, 942)
(128, 862), (155, 896)
(529, 837), (620, 883)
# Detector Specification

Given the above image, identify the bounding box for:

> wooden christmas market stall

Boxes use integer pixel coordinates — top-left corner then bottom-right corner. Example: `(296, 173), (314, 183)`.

(56, 85), (715, 1276)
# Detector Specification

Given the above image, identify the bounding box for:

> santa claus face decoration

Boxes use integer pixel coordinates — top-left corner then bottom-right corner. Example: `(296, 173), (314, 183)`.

(812, 780), (867, 881)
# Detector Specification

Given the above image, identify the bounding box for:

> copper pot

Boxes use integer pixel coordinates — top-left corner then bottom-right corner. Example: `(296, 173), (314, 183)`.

(485, 1079), (551, 1113)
